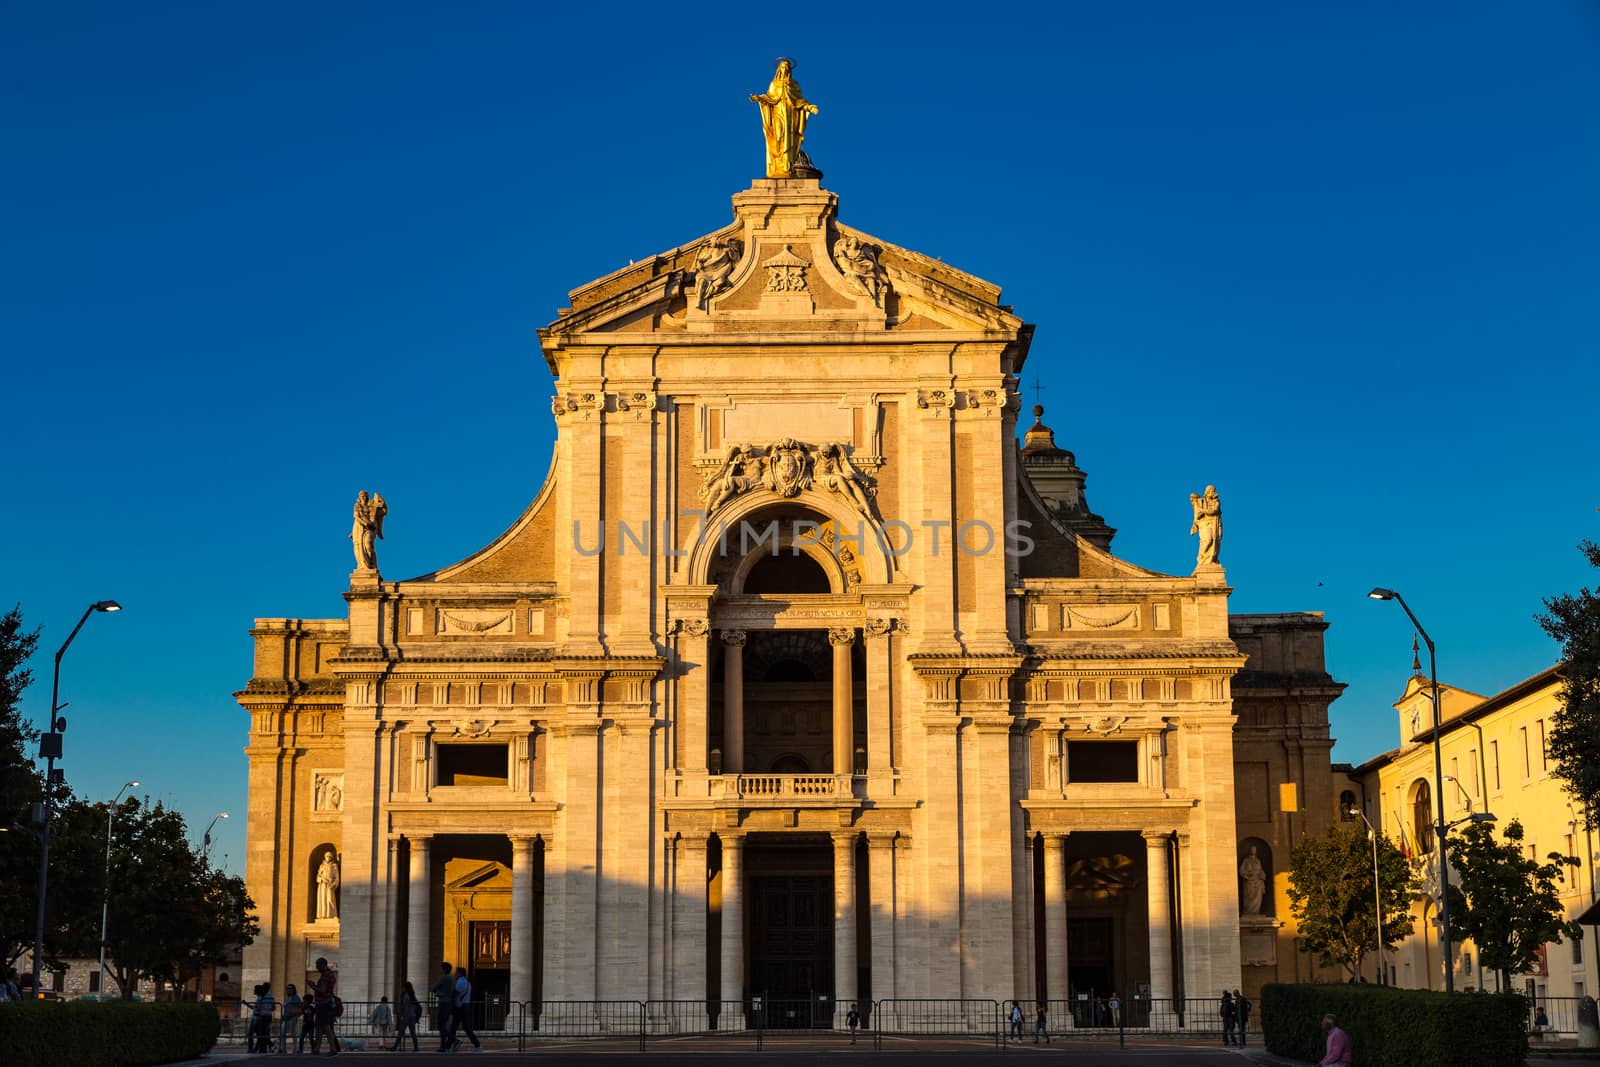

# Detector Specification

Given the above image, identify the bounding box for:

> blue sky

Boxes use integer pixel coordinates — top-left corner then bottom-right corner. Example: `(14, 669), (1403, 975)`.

(4, 2), (1597, 874)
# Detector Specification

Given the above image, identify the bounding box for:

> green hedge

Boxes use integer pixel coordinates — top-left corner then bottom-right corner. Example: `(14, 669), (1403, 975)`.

(0, 1000), (220, 1067)
(1261, 983), (1526, 1067)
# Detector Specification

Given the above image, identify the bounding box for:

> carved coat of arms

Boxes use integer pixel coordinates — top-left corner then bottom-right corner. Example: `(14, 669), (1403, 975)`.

(763, 438), (812, 497)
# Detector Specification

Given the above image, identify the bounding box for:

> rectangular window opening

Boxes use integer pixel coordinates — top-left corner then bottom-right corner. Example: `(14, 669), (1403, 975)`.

(436, 743), (510, 787)
(1065, 740), (1140, 784)
(1492, 740), (1501, 790)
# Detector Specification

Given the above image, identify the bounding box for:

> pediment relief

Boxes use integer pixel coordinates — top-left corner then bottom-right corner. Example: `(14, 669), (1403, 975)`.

(542, 187), (1022, 343)
(445, 861), (509, 891)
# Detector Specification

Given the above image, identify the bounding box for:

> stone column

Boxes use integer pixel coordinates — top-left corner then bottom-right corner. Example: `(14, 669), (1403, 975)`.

(867, 832), (898, 1007)
(721, 631), (746, 775)
(829, 628), (856, 777)
(1144, 831), (1173, 1003)
(832, 831), (859, 1026)
(378, 835), (400, 999)
(509, 836), (536, 1007)
(1044, 834), (1070, 1011)
(863, 621), (893, 787)
(673, 834), (709, 1021)
(406, 836), (431, 995)
(718, 833), (745, 1023)
(680, 622), (710, 776)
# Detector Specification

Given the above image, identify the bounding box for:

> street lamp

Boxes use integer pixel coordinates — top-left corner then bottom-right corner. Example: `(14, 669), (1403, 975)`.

(202, 812), (229, 860)
(98, 779), (140, 1000)
(32, 599), (122, 997)
(1346, 806), (1387, 985)
(1368, 587), (1456, 992)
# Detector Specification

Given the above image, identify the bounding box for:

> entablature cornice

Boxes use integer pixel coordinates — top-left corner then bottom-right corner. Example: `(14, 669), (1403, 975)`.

(1023, 642), (1245, 665)
(385, 582), (560, 599)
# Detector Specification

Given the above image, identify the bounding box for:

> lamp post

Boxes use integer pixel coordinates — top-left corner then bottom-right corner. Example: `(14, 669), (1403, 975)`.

(1368, 587), (1454, 992)
(98, 779), (140, 1000)
(202, 812), (229, 861)
(1347, 806), (1386, 985)
(32, 599), (122, 998)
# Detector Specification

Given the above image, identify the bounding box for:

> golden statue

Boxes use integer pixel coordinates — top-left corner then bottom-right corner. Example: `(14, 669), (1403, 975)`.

(750, 58), (819, 178)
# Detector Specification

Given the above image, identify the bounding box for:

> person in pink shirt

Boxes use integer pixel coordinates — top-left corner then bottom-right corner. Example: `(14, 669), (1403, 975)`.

(1319, 1013), (1354, 1066)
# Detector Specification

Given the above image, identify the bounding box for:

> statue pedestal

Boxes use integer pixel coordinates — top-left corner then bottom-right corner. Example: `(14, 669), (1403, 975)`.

(1239, 915), (1277, 967)
(1193, 562), (1226, 588)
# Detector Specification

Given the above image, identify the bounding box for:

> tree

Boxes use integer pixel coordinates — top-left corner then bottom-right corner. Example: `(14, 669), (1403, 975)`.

(1444, 818), (1580, 990)
(1288, 822), (1420, 979)
(48, 797), (258, 998)
(0, 605), (43, 968)
(1538, 540), (1600, 822)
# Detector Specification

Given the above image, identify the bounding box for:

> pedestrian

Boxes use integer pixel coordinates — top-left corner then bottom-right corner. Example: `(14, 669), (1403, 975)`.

(0, 967), (21, 1002)
(433, 962), (458, 1052)
(1009, 1000), (1024, 1041)
(1221, 990), (1237, 1046)
(297, 994), (317, 1053)
(846, 1003), (861, 1045)
(1035, 1003), (1050, 1044)
(1234, 989), (1251, 1046)
(1109, 992), (1121, 1027)
(281, 983), (301, 1054)
(451, 966), (482, 1052)
(246, 984), (261, 1053)
(254, 982), (277, 1053)
(311, 956), (341, 1055)
(1534, 1005), (1550, 1040)
(1318, 1012), (1353, 1066)
(392, 981), (421, 1052)
(369, 996), (393, 1044)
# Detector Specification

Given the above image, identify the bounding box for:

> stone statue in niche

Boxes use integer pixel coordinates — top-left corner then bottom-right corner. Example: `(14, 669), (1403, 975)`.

(350, 490), (387, 571)
(693, 237), (743, 310)
(832, 234), (888, 307)
(1238, 843), (1267, 915)
(1189, 484), (1222, 567)
(316, 848), (341, 921)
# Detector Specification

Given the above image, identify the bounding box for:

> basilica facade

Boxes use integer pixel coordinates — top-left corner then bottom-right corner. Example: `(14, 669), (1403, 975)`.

(238, 170), (1344, 1018)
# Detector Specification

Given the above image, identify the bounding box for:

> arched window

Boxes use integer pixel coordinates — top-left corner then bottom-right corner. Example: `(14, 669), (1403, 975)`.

(1339, 791), (1357, 820)
(1411, 780), (1434, 854)
(742, 551), (831, 594)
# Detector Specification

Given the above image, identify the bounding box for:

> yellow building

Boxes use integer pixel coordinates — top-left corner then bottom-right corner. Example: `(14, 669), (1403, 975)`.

(1352, 666), (1599, 1002)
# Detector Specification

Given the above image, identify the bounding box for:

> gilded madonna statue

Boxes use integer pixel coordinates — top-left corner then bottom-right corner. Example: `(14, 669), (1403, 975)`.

(750, 58), (819, 178)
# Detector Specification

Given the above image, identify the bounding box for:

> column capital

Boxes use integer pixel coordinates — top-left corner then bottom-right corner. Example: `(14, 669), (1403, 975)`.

(828, 627), (857, 646)
(717, 830), (747, 847)
(865, 830), (899, 848)
(719, 629), (747, 646)
(1142, 829), (1174, 846)
(1043, 831), (1069, 851)
(408, 833), (433, 851)
(831, 829), (861, 850)
(510, 834), (538, 853)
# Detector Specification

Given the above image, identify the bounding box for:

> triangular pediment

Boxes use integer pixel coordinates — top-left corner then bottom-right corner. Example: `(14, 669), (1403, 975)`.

(540, 179), (1022, 363)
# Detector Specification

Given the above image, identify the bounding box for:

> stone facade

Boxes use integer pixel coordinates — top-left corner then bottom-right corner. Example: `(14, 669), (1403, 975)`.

(238, 174), (1344, 1014)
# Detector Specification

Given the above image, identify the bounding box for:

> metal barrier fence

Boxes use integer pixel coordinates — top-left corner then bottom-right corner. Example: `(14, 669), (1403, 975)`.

(873, 999), (1001, 1049)
(1530, 996), (1586, 1039)
(215, 991), (1259, 1051)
